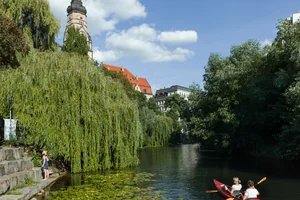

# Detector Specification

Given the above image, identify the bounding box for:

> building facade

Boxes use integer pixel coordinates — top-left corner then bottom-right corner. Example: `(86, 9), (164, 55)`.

(286, 12), (300, 24)
(155, 85), (191, 112)
(64, 0), (93, 59)
(101, 62), (153, 99)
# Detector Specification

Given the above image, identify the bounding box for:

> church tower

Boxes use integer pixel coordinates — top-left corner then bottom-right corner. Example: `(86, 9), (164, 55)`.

(63, 0), (93, 59)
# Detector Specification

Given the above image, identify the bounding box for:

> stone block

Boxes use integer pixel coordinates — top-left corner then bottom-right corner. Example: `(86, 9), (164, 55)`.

(19, 159), (33, 172)
(0, 149), (5, 162)
(0, 157), (33, 176)
(0, 168), (42, 195)
(0, 176), (10, 195)
(5, 149), (14, 160)
(7, 161), (19, 174)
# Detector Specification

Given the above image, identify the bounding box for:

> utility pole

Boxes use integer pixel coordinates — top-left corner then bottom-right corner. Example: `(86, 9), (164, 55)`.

(9, 96), (13, 137)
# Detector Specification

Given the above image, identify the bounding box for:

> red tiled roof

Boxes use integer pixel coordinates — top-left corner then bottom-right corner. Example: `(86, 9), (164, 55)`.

(102, 63), (153, 95)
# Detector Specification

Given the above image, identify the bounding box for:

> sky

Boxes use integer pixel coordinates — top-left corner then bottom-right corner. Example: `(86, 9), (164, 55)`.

(48, 0), (300, 93)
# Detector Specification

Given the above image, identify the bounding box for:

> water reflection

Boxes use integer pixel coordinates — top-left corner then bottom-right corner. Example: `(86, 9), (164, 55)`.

(135, 144), (300, 200)
(35, 144), (300, 200)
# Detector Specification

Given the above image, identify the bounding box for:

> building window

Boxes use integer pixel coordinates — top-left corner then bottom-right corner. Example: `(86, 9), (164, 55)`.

(143, 89), (147, 93)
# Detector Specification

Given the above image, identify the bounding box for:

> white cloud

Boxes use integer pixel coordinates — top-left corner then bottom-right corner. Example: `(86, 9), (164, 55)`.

(48, 0), (197, 63)
(48, 0), (146, 35)
(157, 30), (198, 44)
(93, 48), (119, 62)
(97, 24), (195, 62)
(260, 39), (272, 47)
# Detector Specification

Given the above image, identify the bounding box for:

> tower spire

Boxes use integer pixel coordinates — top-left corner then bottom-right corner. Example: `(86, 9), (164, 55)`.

(64, 0), (93, 59)
(67, 0), (87, 15)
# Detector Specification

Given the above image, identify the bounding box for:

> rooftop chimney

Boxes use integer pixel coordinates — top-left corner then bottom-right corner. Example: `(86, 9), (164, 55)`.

(136, 75), (139, 80)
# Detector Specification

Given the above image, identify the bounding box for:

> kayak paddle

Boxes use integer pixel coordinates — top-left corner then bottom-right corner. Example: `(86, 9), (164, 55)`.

(205, 190), (218, 193)
(256, 177), (266, 185)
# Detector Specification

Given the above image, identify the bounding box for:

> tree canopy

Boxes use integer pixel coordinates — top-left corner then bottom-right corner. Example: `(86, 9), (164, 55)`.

(0, 0), (60, 51)
(100, 65), (173, 147)
(0, 53), (142, 172)
(62, 27), (89, 56)
(0, 13), (29, 68)
(189, 20), (300, 159)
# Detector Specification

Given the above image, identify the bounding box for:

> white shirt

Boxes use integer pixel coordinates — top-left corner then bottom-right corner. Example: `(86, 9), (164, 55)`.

(231, 184), (242, 190)
(244, 188), (259, 198)
(232, 184), (242, 191)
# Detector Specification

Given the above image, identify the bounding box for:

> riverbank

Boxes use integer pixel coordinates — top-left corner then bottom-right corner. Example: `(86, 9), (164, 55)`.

(0, 173), (62, 200)
(0, 147), (65, 200)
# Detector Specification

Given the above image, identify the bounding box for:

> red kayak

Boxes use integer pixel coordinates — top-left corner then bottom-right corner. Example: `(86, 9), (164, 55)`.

(213, 179), (260, 200)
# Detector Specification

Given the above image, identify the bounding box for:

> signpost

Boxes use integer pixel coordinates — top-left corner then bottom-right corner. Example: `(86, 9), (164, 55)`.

(3, 96), (17, 140)
(4, 119), (17, 140)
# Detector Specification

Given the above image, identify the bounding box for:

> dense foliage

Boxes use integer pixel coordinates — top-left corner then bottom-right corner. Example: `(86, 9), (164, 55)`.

(163, 94), (192, 143)
(0, 14), (29, 68)
(62, 27), (89, 56)
(0, 0), (60, 51)
(101, 66), (173, 147)
(190, 20), (300, 160)
(0, 53), (142, 172)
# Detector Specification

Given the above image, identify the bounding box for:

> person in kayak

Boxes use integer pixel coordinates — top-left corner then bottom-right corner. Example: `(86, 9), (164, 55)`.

(224, 177), (242, 197)
(243, 180), (260, 200)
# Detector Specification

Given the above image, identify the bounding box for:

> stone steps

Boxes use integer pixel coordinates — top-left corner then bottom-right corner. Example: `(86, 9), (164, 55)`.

(0, 157), (33, 176)
(0, 148), (24, 162)
(0, 175), (60, 200)
(0, 148), (44, 197)
(0, 147), (62, 200)
(0, 167), (43, 195)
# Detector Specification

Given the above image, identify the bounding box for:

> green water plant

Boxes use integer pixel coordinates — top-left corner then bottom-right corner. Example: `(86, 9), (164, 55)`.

(47, 171), (166, 200)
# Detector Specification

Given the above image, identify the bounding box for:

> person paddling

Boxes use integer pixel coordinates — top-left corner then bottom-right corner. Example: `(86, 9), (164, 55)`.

(224, 177), (242, 197)
(243, 180), (260, 200)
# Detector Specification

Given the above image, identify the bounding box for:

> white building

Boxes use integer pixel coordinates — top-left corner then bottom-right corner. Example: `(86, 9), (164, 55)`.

(155, 85), (191, 112)
(287, 12), (300, 24)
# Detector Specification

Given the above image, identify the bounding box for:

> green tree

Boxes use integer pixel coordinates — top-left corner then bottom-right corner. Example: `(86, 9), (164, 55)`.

(62, 27), (89, 56)
(100, 64), (172, 147)
(0, 14), (29, 68)
(0, 0), (60, 51)
(100, 66), (142, 102)
(0, 53), (142, 173)
(164, 94), (191, 143)
(147, 97), (160, 113)
(139, 107), (172, 147)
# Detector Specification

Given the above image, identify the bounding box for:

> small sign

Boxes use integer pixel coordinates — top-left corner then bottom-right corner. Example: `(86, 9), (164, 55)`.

(3, 119), (18, 140)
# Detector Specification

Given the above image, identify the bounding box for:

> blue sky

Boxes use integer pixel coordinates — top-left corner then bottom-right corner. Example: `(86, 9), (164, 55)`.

(49, 0), (300, 93)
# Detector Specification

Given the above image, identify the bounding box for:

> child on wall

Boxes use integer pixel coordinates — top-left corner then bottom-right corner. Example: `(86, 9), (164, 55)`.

(42, 150), (49, 180)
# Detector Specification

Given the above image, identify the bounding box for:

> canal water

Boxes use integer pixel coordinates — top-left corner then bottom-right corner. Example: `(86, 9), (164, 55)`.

(36, 144), (300, 200)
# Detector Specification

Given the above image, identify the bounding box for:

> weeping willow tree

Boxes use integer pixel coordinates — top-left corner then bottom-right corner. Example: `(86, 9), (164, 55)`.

(0, 53), (142, 173)
(139, 107), (173, 147)
(0, 0), (60, 51)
